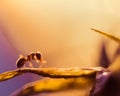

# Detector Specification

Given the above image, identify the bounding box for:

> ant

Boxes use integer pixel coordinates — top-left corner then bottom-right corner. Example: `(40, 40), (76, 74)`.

(16, 51), (46, 68)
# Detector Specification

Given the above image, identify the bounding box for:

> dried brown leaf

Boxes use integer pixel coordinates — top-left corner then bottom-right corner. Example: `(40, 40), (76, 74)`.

(0, 70), (23, 82)
(0, 67), (104, 82)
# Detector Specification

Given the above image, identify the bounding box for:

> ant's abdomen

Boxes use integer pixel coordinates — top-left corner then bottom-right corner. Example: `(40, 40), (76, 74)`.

(16, 58), (27, 68)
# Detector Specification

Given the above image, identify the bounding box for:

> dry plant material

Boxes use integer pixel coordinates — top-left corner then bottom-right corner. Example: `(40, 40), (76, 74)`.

(0, 67), (102, 82)
(0, 70), (23, 82)
(90, 28), (120, 43)
(90, 55), (120, 96)
(90, 28), (120, 96)
(0, 28), (120, 96)
(99, 41), (110, 68)
(10, 78), (93, 96)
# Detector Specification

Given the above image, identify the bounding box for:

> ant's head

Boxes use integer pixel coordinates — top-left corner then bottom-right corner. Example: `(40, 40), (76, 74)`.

(35, 51), (41, 60)
(35, 51), (46, 63)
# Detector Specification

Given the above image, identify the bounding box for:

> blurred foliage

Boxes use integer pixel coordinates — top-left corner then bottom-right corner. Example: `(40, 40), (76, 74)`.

(10, 78), (93, 96)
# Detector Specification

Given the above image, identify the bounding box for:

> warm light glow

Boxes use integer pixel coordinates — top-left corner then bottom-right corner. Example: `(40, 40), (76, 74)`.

(0, 0), (120, 68)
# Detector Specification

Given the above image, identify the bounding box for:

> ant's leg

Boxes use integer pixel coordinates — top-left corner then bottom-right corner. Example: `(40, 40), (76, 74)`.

(35, 60), (41, 68)
(28, 61), (33, 68)
(24, 56), (28, 68)
(38, 62), (46, 68)
(23, 63), (26, 68)
(37, 59), (46, 68)
(38, 63), (43, 68)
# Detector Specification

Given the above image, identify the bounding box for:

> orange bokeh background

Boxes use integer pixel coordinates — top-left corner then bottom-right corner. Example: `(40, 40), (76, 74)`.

(0, 0), (120, 96)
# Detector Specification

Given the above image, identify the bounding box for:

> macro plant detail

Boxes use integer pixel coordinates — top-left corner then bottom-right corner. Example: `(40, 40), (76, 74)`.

(0, 28), (120, 96)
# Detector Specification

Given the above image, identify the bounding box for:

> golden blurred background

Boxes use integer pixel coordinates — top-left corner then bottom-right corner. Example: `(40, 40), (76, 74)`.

(0, 0), (120, 95)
